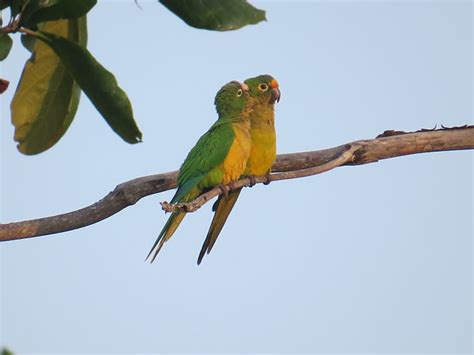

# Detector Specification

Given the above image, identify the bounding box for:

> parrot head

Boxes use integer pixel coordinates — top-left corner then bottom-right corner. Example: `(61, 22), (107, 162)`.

(244, 74), (281, 105)
(214, 80), (251, 117)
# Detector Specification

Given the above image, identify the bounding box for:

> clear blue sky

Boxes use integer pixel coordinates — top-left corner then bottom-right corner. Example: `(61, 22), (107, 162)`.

(1, 1), (472, 353)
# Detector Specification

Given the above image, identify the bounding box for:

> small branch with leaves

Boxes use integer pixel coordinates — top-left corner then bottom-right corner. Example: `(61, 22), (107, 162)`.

(0, 125), (472, 243)
(0, 1), (267, 154)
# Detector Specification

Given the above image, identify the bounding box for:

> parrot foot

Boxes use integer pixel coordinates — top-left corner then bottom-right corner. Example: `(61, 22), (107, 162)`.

(263, 173), (272, 185)
(247, 175), (257, 187)
(228, 181), (239, 191)
(218, 183), (230, 199)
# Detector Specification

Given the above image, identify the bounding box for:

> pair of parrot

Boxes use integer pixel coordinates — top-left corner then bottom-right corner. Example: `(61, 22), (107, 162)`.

(146, 74), (280, 264)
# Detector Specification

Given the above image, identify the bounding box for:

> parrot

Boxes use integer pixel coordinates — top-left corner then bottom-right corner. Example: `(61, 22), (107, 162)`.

(197, 74), (281, 264)
(146, 80), (253, 263)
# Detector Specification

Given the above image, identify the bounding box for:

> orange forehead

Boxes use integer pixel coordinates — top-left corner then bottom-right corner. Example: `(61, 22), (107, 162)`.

(270, 79), (279, 88)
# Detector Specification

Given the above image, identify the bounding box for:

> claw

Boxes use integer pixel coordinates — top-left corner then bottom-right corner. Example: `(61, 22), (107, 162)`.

(248, 175), (257, 187)
(263, 173), (272, 185)
(218, 184), (229, 199)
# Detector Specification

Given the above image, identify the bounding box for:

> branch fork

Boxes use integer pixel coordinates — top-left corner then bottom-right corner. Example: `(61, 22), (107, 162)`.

(159, 176), (268, 214)
(160, 143), (357, 213)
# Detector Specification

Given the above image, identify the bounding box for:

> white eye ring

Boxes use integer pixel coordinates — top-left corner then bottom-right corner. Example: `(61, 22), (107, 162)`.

(258, 83), (269, 91)
(236, 89), (243, 97)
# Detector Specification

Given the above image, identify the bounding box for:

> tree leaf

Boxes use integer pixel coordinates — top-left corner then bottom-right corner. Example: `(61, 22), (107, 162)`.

(0, 1), (9, 11)
(20, 22), (45, 52)
(10, 0), (28, 17)
(10, 18), (86, 155)
(159, 0), (266, 31)
(22, 0), (96, 27)
(20, 32), (37, 52)
(0, 33), (13, 60)
(0, 78), (9, 94)
(35, 30), (142, 144)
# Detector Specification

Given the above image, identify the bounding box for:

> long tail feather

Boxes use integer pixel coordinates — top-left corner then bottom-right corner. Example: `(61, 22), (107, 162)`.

(146, 212), (186, 263)
(197, 188), (242, 265)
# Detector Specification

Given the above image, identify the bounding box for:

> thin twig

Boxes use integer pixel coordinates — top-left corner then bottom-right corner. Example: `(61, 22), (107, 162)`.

(161, 144), (358, 213)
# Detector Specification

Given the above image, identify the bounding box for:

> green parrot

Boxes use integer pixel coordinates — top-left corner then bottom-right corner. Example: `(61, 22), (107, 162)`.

(147, 80), (253, 262)
(197, 74), (281, 264)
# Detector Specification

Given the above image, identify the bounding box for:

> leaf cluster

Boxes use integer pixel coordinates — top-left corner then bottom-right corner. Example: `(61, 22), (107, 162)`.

(0, 0), (265, 154)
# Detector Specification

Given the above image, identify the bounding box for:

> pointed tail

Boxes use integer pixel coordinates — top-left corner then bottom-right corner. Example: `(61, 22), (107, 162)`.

(146, 212), (186, 263)
(197, 188), (242, 264)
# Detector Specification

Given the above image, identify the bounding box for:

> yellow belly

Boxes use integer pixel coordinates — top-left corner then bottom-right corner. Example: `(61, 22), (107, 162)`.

(221, 122), (252, 183)
(245, 106), (276, 176)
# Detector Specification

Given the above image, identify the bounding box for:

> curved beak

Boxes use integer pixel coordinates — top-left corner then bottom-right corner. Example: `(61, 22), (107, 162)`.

(269, 79), (281, 104)
(269, 88), (281, 104)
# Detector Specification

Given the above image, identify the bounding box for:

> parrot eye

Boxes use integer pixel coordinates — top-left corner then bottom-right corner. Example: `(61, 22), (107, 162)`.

(236, 89), (243, 97)
(258, 83), (269, 91)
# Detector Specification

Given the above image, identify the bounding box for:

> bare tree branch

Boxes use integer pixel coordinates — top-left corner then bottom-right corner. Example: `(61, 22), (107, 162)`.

(1, 126), (472, 242)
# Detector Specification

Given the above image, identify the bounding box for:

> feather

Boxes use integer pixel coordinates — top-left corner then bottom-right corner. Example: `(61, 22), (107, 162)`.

(197, 189), (242, 264)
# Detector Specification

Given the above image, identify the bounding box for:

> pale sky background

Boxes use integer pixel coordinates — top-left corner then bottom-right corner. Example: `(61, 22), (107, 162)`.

(0, 0), (472, 353)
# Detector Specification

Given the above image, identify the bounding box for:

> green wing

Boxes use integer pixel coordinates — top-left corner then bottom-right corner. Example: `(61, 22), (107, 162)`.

(171, 120), (235, 203)
(147, 119), (236, 262)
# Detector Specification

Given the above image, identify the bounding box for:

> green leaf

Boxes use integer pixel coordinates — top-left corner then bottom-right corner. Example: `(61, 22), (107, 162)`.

(160, 0), (266, 31)
(35, 29), (142, 144)
(1, 347), (14, 355)
(10, 0), (28, 17)
(20, 32), (37, 52)
(0, 33), (13, 60)
(20, 22), (44, 52)
(9, 0), (28, 17)
(10, 18), (86, 155)
(22, 0), (96, 26)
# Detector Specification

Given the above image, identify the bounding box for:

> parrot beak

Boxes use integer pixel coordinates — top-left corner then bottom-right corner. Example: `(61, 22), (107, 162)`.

(241, 82), (249, 92)
(269, 79), (281, 104)
(270, 88), (281, 104)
